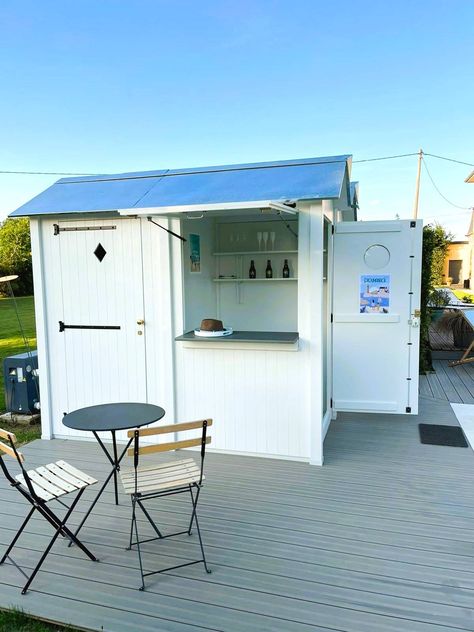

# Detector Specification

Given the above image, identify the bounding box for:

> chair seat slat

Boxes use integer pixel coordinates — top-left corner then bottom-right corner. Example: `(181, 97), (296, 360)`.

(15, 474), (55, 502)
(45, 463), (88, 489)
(121, 473), (203, 494)
(55, 460), (97, 485)
(121, 454), (203, 494)
(120, 460), (199, 481)
(120, 458), (195, 476)
(122, 466), (201, 487)
(36, 466), (77, 493)
(26, 470), (67, 497)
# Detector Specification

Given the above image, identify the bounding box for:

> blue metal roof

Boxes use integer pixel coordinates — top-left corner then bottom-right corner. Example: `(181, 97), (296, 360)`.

(10, 155), (352, 217)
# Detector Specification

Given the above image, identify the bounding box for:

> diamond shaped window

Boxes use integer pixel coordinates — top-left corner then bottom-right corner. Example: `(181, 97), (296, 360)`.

(94, 243), (107, 262)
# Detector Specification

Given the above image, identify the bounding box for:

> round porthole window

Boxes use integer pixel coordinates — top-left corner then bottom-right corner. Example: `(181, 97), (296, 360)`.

(364, 245), (390, 269)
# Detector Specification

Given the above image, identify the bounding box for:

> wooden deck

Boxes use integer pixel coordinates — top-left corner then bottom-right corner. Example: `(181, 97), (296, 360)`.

(420, 358), (474, 404)
(429, 325), (457, 351)
(1, 398), (474, 631)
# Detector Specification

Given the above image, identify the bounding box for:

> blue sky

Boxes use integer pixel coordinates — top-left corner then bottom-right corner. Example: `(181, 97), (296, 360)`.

(0, 0), (473, 235)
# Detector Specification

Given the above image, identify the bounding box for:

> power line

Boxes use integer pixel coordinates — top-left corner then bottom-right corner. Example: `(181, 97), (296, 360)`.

(424, 153), (474, 168)
(353, 152), (419, 163)
(0, 149), (472, 175)
(422, 156), (472, 210)
(0, 169), (96, 176)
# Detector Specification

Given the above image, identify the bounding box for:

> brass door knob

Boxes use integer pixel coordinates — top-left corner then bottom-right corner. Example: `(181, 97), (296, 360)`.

(137, 319), (145, 325)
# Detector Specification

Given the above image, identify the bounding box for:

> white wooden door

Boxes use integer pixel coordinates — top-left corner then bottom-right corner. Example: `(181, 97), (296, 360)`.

(57, 218), (146, 430)
(332, 220), (422, 415)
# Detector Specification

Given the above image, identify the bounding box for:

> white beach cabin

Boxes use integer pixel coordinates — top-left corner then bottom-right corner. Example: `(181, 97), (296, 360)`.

(11, 155), (422, 465)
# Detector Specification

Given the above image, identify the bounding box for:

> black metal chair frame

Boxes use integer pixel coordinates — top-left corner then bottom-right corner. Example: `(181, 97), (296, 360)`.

(126, 419), (212, 590)
(69, 430), (133, 544)
(0, 434), (98, 594)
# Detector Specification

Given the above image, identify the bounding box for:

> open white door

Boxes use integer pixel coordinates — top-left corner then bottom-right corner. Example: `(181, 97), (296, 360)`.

(332, 219), (422, 415)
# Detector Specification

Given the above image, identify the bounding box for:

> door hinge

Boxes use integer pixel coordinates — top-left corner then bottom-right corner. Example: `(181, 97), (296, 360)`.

(54, 224), (116, 235)
(330, 313), (333, 323)
(331, 225), (335, 234)
(330, 398), (333, 408)
(59, 321), (121, 332)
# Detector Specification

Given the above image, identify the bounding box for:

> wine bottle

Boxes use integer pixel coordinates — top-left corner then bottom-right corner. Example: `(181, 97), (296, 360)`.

(266, 259), (273, 279)
(249, 260), (256, 279)
(283, 259), (290, 278)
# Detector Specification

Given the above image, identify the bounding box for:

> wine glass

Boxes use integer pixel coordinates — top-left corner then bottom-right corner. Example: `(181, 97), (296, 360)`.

(262, 231), (269, 251)
(270, 231), (276, 251)
(257, 232), (262, 251)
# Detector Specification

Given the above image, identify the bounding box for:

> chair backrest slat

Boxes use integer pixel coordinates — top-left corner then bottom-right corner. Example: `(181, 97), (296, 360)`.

(127, 436), (211, 457)
(127, 418), (212, 439)
(0, 439), (24, 462)
(0, 428), (17, 443)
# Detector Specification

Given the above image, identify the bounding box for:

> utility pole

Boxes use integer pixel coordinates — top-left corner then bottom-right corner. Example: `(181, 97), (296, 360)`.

(413, 148), (423, 220)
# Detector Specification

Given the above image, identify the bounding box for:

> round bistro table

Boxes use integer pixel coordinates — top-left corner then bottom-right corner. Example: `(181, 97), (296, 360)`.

(63, 402), (165, 539)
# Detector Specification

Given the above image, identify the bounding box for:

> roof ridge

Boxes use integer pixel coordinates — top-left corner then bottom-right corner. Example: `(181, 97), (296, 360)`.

(58, 155), (352, 185)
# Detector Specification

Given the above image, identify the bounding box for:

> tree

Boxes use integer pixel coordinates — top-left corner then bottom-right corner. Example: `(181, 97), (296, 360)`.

(0, 218), (33, 296)
(420, 223), (453, 372)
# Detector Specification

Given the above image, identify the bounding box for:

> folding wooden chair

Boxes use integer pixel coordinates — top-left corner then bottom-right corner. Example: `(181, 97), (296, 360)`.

(120, 418), (212, 590)
(0, 428), (99, 594)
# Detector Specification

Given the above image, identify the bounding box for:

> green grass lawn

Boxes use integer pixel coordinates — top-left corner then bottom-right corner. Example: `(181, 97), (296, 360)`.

(0, 295), (37, 412)
(0, 608), (82, 631)
(451, 288), (474, 301)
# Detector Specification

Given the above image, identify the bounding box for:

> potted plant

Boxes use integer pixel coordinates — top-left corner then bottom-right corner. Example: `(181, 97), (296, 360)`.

(428, 288), (451, 323)
(437, 309), (474, 348)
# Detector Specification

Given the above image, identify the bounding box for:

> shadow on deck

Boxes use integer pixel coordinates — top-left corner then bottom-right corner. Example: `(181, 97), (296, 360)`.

(0, 397), (474, 631)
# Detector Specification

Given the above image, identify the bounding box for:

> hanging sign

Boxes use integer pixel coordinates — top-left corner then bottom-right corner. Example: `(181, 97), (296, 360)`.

(360, 274), (390, 313)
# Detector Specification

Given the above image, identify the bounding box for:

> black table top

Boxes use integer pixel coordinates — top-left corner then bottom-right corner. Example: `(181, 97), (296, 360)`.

(63, 403), (166, 432)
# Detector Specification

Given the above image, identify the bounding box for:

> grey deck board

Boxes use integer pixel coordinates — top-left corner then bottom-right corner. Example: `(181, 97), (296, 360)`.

(1, 398), (474, 630)
(418, 374), (433, 397)
(425, 371), (448, 400)
(422, 357), (474, 404)
(433, 359), (474, 403)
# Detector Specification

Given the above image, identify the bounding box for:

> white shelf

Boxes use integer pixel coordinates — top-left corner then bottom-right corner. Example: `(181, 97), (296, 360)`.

(213, 250), (297, 256)
(213, 278), (298, 283)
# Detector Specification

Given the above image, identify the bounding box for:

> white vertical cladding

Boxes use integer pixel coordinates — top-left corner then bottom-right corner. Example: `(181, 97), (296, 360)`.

(174, 345), (307, 458)
(141, 217), (176, 423)
(298, 201), (325, 465)
(34, 219), (69, 439)
(30, 219), (52, 439)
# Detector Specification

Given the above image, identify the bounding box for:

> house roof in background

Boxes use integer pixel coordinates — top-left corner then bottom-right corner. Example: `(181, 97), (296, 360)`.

(466, 209), (474, 236)
(466, 170), (474, 183)
(9, 155), (352, 217)
(350, 181), (359, 206)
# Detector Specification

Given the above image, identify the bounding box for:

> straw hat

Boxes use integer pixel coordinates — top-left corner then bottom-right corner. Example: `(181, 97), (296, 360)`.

(199, 318), (224, 332)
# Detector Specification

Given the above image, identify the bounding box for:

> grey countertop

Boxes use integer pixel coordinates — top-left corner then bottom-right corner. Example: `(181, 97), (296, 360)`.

(175, 331), (299, 344)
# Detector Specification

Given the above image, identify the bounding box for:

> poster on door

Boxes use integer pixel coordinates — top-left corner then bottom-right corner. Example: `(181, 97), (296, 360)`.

(360, 274), (390, 313)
